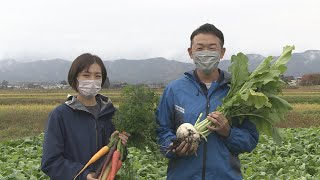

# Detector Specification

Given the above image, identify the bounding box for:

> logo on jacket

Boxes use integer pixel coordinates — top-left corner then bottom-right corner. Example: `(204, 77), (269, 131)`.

(174, 105), (185, 114)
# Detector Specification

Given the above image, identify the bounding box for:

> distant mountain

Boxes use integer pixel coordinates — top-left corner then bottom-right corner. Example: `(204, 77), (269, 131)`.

(0, 50), (319, 84)
(104, 57), (195, 84)
(0, 57), (195, 84)
(0, 59), (17, 72)
(0, 58), (71, 83)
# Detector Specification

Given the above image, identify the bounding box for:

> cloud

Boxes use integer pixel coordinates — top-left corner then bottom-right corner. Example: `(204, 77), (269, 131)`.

(0, 0), (319, 62)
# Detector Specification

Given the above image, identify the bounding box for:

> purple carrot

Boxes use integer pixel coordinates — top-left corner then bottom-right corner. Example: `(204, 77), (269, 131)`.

(94, 142), (117, 178)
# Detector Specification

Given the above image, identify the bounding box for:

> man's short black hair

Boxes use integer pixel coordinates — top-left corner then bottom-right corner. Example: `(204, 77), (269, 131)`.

(68, 53), (107, 91)
(190, 23), (224, 48)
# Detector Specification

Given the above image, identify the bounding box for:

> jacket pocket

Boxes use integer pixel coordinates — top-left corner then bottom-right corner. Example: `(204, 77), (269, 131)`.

(220, 142), (242, 176)
(172, 105), (184, 130)
(229, 153), (242, 176)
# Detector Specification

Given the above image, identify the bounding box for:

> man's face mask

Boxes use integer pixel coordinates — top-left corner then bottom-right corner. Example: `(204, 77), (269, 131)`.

(77, 79), (102, 99)
(192, 50), (220, 75)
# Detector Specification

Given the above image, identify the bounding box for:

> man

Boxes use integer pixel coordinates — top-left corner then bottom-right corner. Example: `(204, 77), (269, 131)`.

(156, 23), (259, 180)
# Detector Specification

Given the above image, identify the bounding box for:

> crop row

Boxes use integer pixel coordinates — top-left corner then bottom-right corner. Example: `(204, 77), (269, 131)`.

(1, 95), (320, 105)
(1, 102), (319, 141)
(0, 128), (319, 179)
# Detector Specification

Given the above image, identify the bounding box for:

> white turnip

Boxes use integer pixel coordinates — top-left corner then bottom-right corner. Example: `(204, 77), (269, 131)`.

(168, 114), (204, 154)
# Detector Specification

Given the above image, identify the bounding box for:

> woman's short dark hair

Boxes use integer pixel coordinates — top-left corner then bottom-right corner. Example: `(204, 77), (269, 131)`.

(68, 53), (107, 91)
(190, 23), (224, 48)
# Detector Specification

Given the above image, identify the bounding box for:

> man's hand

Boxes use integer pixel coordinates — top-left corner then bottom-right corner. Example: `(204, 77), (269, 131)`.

(86, 172), (97, 180)
(111, 131), (130, 146)
(206, 111), (230, 138)
(171, 140), (198, 156)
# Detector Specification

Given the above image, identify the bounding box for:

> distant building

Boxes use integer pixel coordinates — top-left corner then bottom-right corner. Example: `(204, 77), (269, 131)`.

(147, 83), (165, 89)
(288, 80), (297, 86)
(41, 84), (70, 89)
(110, 82), (128, 89)
(296, 77), (302, 85)
(27, 83), (42, 89)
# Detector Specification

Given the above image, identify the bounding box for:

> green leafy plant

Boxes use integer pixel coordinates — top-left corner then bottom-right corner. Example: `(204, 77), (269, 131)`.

(240, 128), (320, 179)
(112, 85), (159, 150)
(0, 134), (49, 180)
(1, 128), (319, 179)
(117, 147), (167, 180)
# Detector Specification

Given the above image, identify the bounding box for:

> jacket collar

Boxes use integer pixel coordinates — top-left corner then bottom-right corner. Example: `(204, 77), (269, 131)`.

(184, 69), (231, 86)
(65, 94), (115, 116)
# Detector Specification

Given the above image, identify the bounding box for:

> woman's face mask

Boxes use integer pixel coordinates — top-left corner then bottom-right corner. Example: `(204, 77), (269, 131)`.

(77, 79), (102, 99)
(192, 50), (220, 75)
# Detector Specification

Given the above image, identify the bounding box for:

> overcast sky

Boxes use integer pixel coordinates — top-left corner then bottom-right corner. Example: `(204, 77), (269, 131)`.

(0, 0), (319, 62)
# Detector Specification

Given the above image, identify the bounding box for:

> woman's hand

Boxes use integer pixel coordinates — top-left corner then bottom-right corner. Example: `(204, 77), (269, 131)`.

(119, 131), (130, 145)
(86, 172), (97, 180)
(111, 131), (130, 146)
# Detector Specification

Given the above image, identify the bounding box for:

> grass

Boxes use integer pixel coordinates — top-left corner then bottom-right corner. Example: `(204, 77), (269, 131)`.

(280, 88), (320, 104)
(0, 96), (122, 105)
(281, 95), (320, 104)
(0, 104), (55, 141)
(0, 87), (319, 141)
(0, 88), (163, 105)
(277, 104), (320, 128)
(0, 88), (154, 141)
(0, 89), (123, 105)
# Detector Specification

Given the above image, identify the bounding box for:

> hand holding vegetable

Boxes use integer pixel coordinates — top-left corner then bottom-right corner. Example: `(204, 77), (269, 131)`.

(86, 172), (97, 180)
(111, 131), (130, 146)
(206, 112), (230, 138)
(167, 121), (202, 156)
(171, 140), (198, 156)
(75, 132), (128, 180)
(172, 141), (188, 156)
(119, 132), (130, 145)
(73, 134), (122, 180)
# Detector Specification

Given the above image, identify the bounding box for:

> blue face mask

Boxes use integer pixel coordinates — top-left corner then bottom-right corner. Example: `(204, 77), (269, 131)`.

(192, 50), (220, 75)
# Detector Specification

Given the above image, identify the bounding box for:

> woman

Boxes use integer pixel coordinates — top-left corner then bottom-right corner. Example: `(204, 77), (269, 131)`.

(41, 53), (129, 180)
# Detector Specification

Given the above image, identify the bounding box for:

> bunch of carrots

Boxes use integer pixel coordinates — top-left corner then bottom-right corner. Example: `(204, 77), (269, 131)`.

(73, 134), (125, 180)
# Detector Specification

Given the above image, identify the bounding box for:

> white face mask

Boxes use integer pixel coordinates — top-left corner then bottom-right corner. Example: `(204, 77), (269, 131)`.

(192, 50), (220, 75)
(77, 79), (102, 99)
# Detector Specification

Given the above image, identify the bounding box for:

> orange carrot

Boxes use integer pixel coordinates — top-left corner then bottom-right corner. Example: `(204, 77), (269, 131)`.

(106, 161), (121, 180)
(115, 139), (125, 173)
(116, 160), (123, 171)
(113, 139), (125, 177)
(109, 150), (120, 180)
(106, 171), (112, 180)
(109, 159), (122, 180)
(73, 146), (109, 180)
(73, 137), (118, 180)
(109, 141), (122, 180)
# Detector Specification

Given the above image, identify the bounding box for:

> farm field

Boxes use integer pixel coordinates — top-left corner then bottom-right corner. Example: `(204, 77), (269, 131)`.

(0, 87), (319, 179)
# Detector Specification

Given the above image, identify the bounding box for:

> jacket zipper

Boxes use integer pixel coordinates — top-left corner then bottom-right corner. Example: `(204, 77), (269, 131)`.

(95, 119), (98, 152)
(201, 84), (226, 180)
(189, 70), (228, 179)
(202, 97), (210, 180)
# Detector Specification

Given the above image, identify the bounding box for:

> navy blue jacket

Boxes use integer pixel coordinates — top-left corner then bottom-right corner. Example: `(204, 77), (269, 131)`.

(41, 94), (116, 180)
(156, 70), (259, 180)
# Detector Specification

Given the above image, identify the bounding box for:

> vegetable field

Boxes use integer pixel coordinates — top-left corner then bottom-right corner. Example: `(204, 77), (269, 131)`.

(1, 129), (319, 179)
(0, 87), (320, 179)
